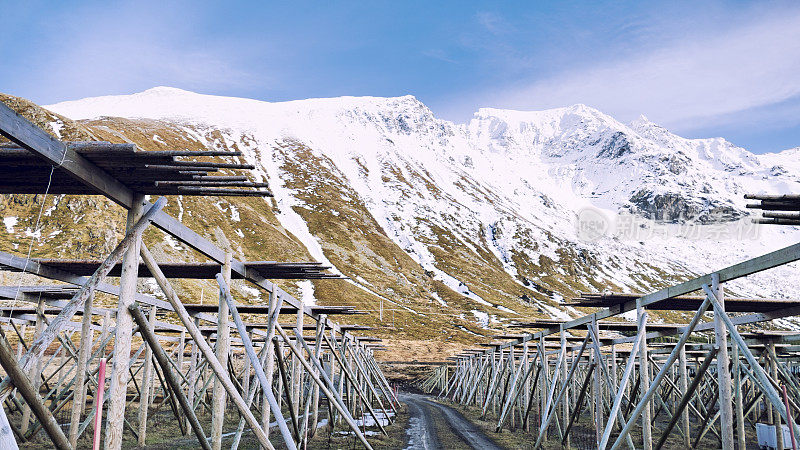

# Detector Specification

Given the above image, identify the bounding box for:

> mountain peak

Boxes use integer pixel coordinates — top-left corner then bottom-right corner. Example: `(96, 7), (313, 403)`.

(141, 86), (195, 95)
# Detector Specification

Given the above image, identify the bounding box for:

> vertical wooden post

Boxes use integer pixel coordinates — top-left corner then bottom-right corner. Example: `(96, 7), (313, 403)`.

(128, 304), (211, 450)
(15, 325), (26, 360)
(524, 344), (531, 431)
(732, 328), (745, 450)
(712, 274), (735, 450)
(637, 299), (653, 450)
(770, 341), (783, 450)
(540, 335), (548, 442)
(0, 334), (70, 449)
(137, 305), (157, 445)
(69, 292), (94, 447)
(177, 330), (187, 431)
(242, 331), (252, 401)
(593, 318), (603, 447)
(678, 343), (691, 447)
(211, 251), (232, 450)
(104, 193), (144, 450)
(334, 325), (344, 426)
(561, 326), (570, 448)
(310, 315), (325, 436)
(611, 343), (618, 433)
(292, 302), (304, 420)
(189, 317), (199, 413)
(21, 300), (45, 435)
(0, 401), (18, 450)
(262, 290), (278, 442)
(571, 349), (576, 407)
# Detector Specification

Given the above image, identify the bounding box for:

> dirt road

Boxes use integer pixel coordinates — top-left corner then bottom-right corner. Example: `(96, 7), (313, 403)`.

(399, 392), (503, 450)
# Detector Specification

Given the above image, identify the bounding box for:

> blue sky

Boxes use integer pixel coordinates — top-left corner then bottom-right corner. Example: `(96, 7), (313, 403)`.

(2, 1), (800, 153)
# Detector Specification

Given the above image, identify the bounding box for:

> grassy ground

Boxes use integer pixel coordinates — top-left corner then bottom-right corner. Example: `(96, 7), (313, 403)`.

(15, 401), (409, 449)
(436, 396), (767, 450)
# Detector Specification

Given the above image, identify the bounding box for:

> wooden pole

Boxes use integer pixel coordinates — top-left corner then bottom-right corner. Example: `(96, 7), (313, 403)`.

(216, 275), (297, 450)
(770, 341), (784, 450)
(137, 305), (157, 445)
(712, 274), (735, 450)
(278, 325), (374, 450)
(129, 304), (211, 450)
(0, 401), (18, 450)
(262, 290), (278, 443)
(732, 325), (745, 450)
(599, 314), (646, 449)
(637, 299), (653, 450)
(560, 331), (569, 443)
(592, 319), (603, 447)
(0, 333), (70, 449)
(138, 243), (275, 450)
(655, 347), (718, 450)
(211, 252), (231, 450)
(783, 385), (798, 450)
(0, 197), (166, 402)
(310, 315), (325, 436)
(20, 300), (45, 435)
(105, 193), (145, 450)
(92, 358), (106, 450)
(678, 343), (691, 447)
(188, 320), (198, 416)
(177, 330), (187, 431)
(69, 291), (94, 448)
(291, 301), (304, 421)
(610, 293), (712, 450)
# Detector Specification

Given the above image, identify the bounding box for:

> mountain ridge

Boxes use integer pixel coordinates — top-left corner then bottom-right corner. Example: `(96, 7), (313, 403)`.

(3, 88), (799, 360)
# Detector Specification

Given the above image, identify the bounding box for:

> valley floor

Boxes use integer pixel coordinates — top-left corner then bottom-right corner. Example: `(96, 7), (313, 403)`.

(401, 392), (503, 450)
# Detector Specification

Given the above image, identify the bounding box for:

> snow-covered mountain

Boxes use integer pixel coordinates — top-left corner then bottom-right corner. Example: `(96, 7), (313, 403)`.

(33, 87), (800, 333)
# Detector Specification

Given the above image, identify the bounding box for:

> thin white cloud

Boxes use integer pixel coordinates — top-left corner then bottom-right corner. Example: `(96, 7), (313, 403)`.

(421, 49), (458, 64)
(476, 11), (514, 35)
(486, 7), (800, 131)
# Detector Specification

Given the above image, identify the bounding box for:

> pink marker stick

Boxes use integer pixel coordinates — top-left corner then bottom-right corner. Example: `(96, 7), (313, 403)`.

(92, 358), (106, 450)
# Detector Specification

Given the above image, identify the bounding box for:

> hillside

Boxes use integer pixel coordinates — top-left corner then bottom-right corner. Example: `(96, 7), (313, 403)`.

(3, 88), (800, 360)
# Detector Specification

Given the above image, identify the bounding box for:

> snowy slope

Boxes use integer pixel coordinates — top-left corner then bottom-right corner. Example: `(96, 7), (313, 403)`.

(46, 87), (800, 326)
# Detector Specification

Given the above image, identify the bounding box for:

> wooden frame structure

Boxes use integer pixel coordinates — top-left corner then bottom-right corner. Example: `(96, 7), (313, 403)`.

(0, 102), (398, 449)
(424, 233), (800, 449)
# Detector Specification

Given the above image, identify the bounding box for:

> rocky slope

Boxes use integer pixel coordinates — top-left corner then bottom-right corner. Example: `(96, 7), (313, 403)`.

(2, 88), (800, 359)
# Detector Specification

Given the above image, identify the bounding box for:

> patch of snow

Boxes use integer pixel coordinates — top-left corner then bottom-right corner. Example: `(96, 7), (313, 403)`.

(298, 280), (316, 306)
(163, 234), (183, 251)
(471, 310), (490, 329)
(495, 304), (517, 314)
(49, 121), (64, 139)
(430, 292), (447, 307)
(3, 217), (17, 233)
(229, 204), (240, 221)
(46, 87), (800, 324)
(176, 195), (185, 222)
(356, 410), (394, 428)
(238, 284), (261, 299)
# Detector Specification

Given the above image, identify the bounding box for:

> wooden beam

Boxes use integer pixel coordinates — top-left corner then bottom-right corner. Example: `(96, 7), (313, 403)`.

(138, 243), (275, 449)
(0, 334), (70, 449)
(0, 102), (134, 206)
(105, 194), (145, 450)
(216, 275), (296, 449)
(0, 198), (166, 401)
(129, 304), (211, 450)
